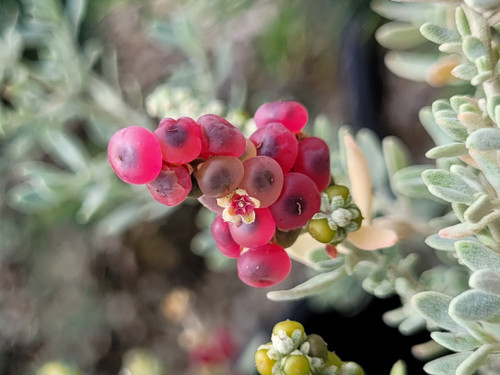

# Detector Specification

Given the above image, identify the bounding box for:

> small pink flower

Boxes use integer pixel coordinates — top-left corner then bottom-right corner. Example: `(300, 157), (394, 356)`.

(217, 189), (261, 225)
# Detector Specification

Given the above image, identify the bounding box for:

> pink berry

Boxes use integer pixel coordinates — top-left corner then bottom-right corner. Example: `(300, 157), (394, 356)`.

(292, 137), (331, 191)
(237, 244), (291, 288)
(211, 215), (243, 258)
(239, 156), (284, 207)
(250, 122), (298, 173)
(198, 114), (246, 159)
(154, 117), (202, 165)
(228, 207), (276, 248)
(269, 172), (321, 230)
(108, 126), (163, 184)
(254, 101), (308, 133)
(194, 156), (244, 197)
(147, 164), (192, 206)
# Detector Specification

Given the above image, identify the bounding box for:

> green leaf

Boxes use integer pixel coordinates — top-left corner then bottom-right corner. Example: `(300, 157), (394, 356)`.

(307, 248), (345, 272)
(6, 183), (55, 213)
(419, 107), (453, 146)
(420, 23), (461, 45)
(392, 165), (435, 199)
(469, 269), (500, 295)
(266, 268), (346, 301)
(65, 0), (87, 36)
(455, 240), (500, 273)
(430, 332), (480, 352)
(422, 169), (476, 204)
(384, 51), (435, 82)
(376, 21), (426, 49)
(455, 7), (471, 36)
(425, 143), (467, 159)
(425, 234), (475, 251)
(463, 194), (493, 224)
(455, 344), (496, 375)
(356, 129), (388, 194)
(41, 130), (89, 173)
(462, 36), (488, 61)
(423, 352), (472, 375)
(450, 290), (500, 323)
(383, 136), (411, 177)
(469, 149), (500, 196)
(434, 117), (469, 142)
(466, 128), (500, 150)
(412, 291), (463, 331)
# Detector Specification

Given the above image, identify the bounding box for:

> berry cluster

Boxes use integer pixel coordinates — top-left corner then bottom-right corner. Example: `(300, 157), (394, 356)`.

(108, 101), (333, 288)
(255, 320), (365, 375)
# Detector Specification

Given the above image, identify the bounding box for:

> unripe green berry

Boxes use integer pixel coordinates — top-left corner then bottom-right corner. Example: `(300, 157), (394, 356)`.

(324, 184), (350, 203)
(274, 228), (302, 248)
(325, 351), (343, 368)
(303, 334), (328, 361)
(307, 219), (336, 243)
(283, 354), (311, 375)
(255, 348), (276, 375)
(272, 320), (305, 338)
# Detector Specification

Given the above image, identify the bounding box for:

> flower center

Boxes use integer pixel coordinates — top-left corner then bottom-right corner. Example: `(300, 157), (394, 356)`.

(217, 189), (261, 225)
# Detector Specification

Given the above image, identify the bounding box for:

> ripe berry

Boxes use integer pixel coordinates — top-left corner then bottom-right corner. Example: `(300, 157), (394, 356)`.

(239, 156), (284, 207)
(293, 136), (331, 192)
(237, 244), (291, 287)
(108, 126), (163, 184)
(212, 215), (242, 258)
(269, 172), (321, 230)
(229, 208), (276, 248)
(250, 122), (298, 173)
(154, 117), (202, 165)
(147, 164), (192, 206)
(254, 101), (308, 133)
(198, 114), (246, 158)
(194, 156), (244, 197)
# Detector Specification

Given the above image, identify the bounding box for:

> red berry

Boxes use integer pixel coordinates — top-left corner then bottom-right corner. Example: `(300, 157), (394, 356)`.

(198, 114), (246, 158)
(254, 101), (308, 133)
(108, 126), (163, 184)
(292, 137), (331, 191)
(211, 215), (243, 258)
(154, 117), (202, 165)
(250, 122), (298, 173)
(237, 244), (291, 287)
(229, 207), (276, 248)
(147, 164), (192, 206)
(269, 172), (321, 230)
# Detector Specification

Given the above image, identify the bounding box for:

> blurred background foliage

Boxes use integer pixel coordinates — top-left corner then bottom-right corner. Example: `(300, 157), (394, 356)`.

(0, 0), (431, 374)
